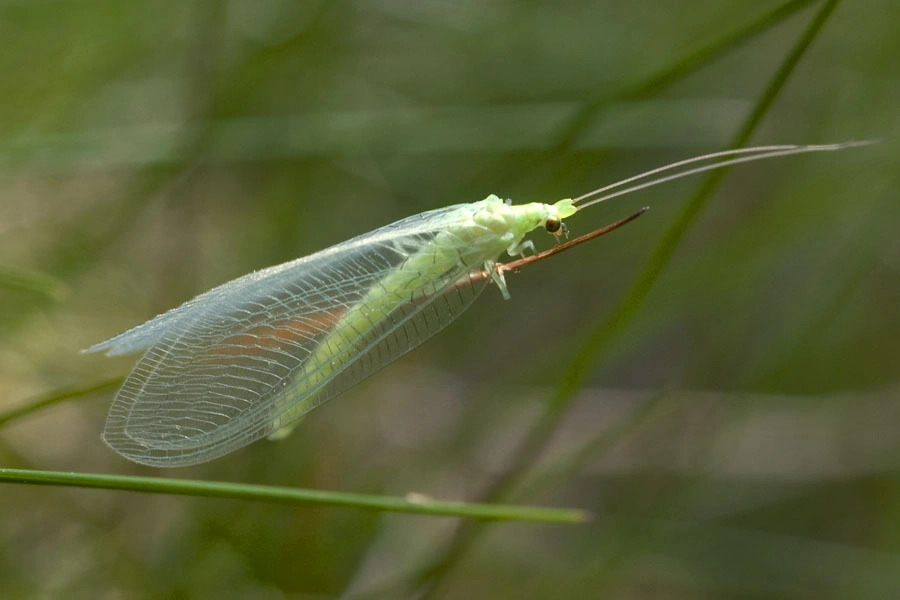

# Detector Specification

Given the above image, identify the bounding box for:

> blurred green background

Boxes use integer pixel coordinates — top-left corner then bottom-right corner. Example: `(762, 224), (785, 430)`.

(2, 0), (899, 598)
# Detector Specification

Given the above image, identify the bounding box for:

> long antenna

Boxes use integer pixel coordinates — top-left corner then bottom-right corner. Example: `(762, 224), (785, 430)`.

(463, 139), (875, 288)
(574, 140), (876, 210)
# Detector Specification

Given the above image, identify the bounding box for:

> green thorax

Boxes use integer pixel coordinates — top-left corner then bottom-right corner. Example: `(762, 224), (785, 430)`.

(463, 194), (576, 258)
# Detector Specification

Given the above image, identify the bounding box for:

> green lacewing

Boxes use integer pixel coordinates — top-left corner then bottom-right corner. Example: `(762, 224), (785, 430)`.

(86, 142), (871, 466)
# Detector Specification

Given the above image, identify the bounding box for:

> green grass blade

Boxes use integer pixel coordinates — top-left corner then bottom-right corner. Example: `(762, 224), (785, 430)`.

(0, 265), (69, 300)
(0, 467), (588, 523)
(0, 378), (123, 429)
(517, 0), (846, 509)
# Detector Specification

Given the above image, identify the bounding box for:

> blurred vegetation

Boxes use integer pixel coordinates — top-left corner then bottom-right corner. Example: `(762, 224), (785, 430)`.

(2, 0), (899, 598)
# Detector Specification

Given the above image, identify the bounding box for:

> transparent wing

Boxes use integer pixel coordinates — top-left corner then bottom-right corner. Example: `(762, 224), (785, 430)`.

(99, 204), (492, 467)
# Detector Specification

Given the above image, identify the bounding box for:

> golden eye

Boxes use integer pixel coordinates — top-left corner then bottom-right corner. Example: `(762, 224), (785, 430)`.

(544, 217), (561, 233)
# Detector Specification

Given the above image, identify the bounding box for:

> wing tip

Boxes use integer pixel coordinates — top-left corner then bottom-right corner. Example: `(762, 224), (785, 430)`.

(82, 341), (112, 355)
(82, 335), (147, 357)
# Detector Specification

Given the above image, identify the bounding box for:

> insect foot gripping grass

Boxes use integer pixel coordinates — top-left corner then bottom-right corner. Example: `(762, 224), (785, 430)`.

(85, 141), (872, 467)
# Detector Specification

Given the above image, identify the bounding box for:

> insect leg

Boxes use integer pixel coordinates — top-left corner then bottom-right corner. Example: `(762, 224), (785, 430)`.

(485, 260), (511, 300)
